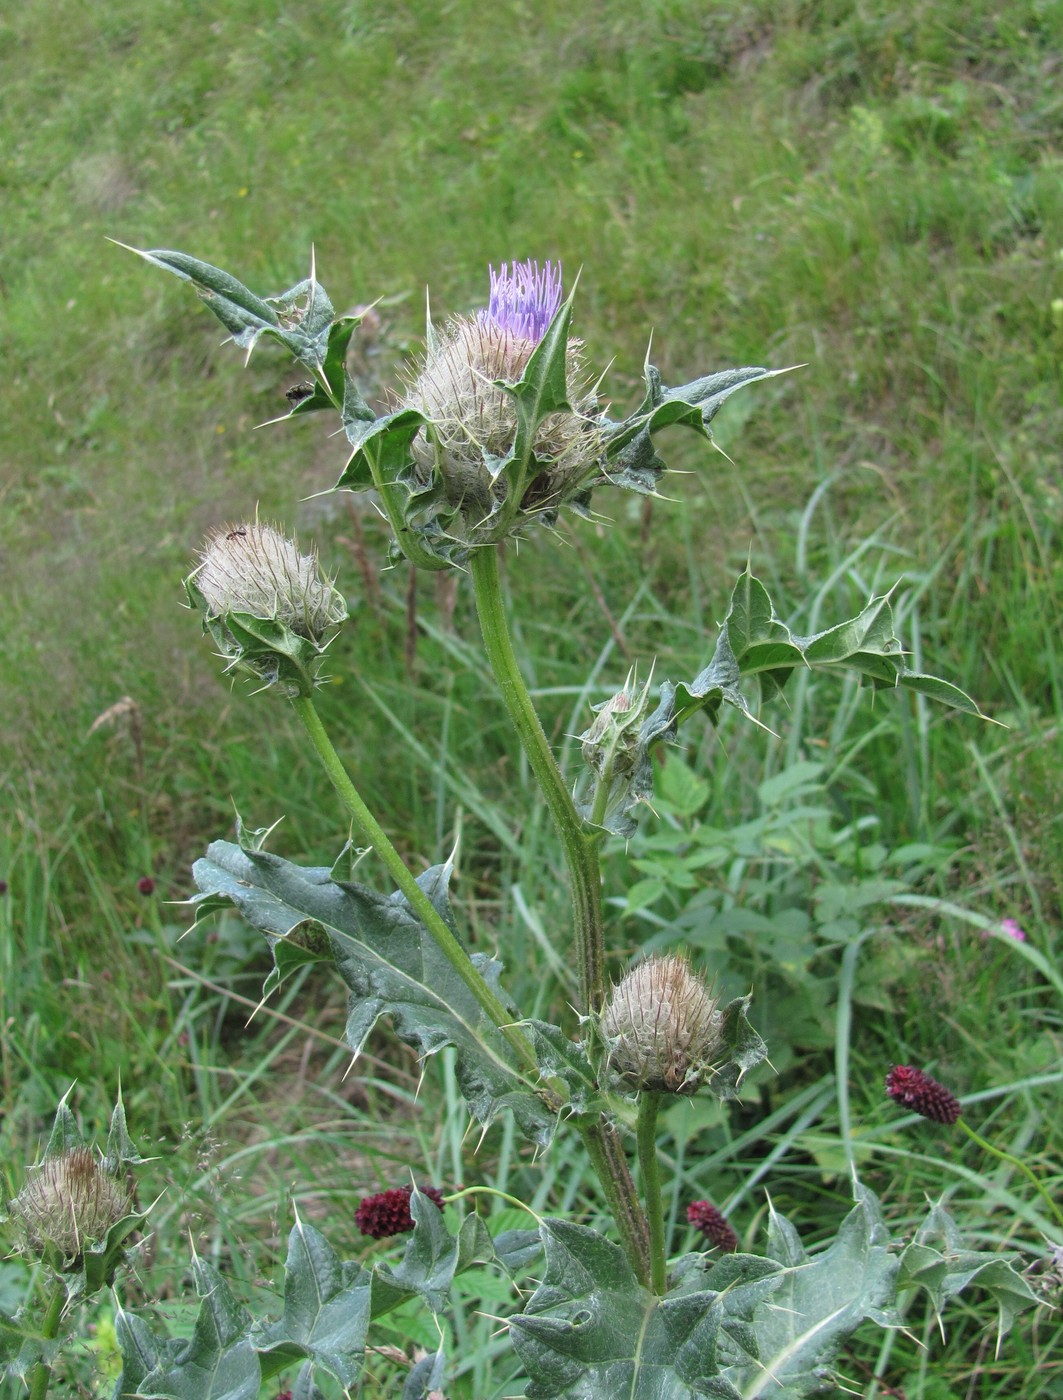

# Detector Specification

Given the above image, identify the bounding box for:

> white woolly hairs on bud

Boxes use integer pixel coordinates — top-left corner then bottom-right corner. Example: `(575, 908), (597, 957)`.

(194, 523), (346, 642)
(601, 954), (722, 1094)
(12, 1147), (131, 1260)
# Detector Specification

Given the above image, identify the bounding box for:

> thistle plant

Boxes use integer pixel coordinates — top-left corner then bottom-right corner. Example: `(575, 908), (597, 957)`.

(15, 245), (1037, 1398)
(1, 1092), (145, 1400)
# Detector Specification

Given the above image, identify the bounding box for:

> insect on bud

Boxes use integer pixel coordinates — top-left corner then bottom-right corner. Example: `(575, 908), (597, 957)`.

(193, 523), (346, 640)
(186, 523), (348, 696)
(10, 1147), (133, 1267)
(601, 954), (723, 1095)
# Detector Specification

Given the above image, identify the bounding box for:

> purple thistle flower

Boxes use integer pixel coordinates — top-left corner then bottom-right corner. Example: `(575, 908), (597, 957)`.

(481, 260), (563, 343)
(885, 1065), (961, 1125)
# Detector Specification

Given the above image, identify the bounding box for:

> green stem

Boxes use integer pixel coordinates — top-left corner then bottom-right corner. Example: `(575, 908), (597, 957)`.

(580, 1117), (651, 1286)
(957, 1118), (1063, 1232)
(467, 544), (652, 1282)
(291, 693), (540, 1080)
(27, 1279), (64, 1400)
(468, 544), (607, 1015)
(637, 1092), (668, 1294)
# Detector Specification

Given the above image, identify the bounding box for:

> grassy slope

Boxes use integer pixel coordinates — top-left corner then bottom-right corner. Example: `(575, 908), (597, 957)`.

(2, 0), (1062, 1394)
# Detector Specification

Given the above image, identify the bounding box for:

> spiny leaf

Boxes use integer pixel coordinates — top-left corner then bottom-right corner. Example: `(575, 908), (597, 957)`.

(602, 362), (788, 494)
(250, 1217), (370, 1387)
(190, 841), (555, 1143)
(899, 1201), (1039, 1341)
(508, 1220), (775, 1399)
(123, 1259), (260, 1400)
(372, 1191), (492, 1317)
(579, 567), (985, 838)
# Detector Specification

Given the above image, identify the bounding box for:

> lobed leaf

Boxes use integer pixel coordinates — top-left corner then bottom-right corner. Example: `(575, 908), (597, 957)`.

(190, 841), (555, 1142)
(118, 1259), (261, 1400)
(250, 1216), (370, 1388)
(580, 567), (984, 838)
(372, 1190), (492, 1317)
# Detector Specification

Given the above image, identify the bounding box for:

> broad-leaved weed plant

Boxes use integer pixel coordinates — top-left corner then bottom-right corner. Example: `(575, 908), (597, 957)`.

(3, 252), (1049, 1399)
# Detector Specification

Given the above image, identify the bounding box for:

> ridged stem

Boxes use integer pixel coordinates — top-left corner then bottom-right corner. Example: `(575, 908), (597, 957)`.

(468, 544), (607, 1014)
(27, 1280), (64, 1400)
(468, 543), (651, 1283)
(291, 693), (540, 1079)
(637, 1092), (668, 1294)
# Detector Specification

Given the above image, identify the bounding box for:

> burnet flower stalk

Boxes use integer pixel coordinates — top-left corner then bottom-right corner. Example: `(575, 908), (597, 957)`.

(886, 1065), (1063, 1232)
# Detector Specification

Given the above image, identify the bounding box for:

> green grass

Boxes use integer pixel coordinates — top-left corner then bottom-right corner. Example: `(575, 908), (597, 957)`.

(2, 0), (1062, 1393)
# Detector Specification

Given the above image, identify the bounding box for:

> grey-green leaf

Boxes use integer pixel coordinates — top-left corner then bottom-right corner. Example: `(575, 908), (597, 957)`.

(128, 1259), (260, 1400)
(899, 1201), (1039, 1340)
(190, 841), (553, 1142)
(251, 1217), (370, 1387)
(373, 1191), (490, 1317)
(509, 1220), (776, 1399)
(579, 567), (984, 838)
(128, 247), (279, 351)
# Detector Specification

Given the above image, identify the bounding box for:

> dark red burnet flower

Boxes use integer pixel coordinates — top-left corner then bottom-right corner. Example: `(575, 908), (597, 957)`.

(885, 1065), (961, 1125)
(355, 1185), (445, 1239)
(137, 876), (155, 896)
(687, 1200), (739, 1252)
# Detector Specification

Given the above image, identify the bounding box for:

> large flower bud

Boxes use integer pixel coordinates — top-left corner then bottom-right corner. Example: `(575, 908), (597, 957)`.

(186, 522), (347, 696)
(402, 260), (604, 541)
(10, 1147), (132, 1267)
(601, 954), (723, 1095)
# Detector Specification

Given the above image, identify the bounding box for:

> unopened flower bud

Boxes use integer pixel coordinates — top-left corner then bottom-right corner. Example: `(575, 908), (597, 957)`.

(187, 523), (347, 695)
(10, 1147), (132, 1266)
(601, 954), (722, 1094)
(580, 668), (653, 779)
(193, 523), (346, 640)
(885, 1065), (961, 1125)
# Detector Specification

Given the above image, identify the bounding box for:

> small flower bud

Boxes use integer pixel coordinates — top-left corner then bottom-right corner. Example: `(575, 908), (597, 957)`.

(885, 1065), (961, 1125)
(187, 523), (347, 696)
(601, 954), (722, 1095)
(193, 523), (346, 641)
(10, 1147), (132, 1266)
(687, 1200), (739, 1252)
(354, 1185), (445, 1239)
(580, 668), (654, 779)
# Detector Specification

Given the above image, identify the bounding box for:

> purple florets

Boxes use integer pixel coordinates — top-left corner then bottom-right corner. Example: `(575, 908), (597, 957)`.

(885, 1065), (961, 1125)
(481, 260), (563, 343)
(354, 1185), (445, 1239)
